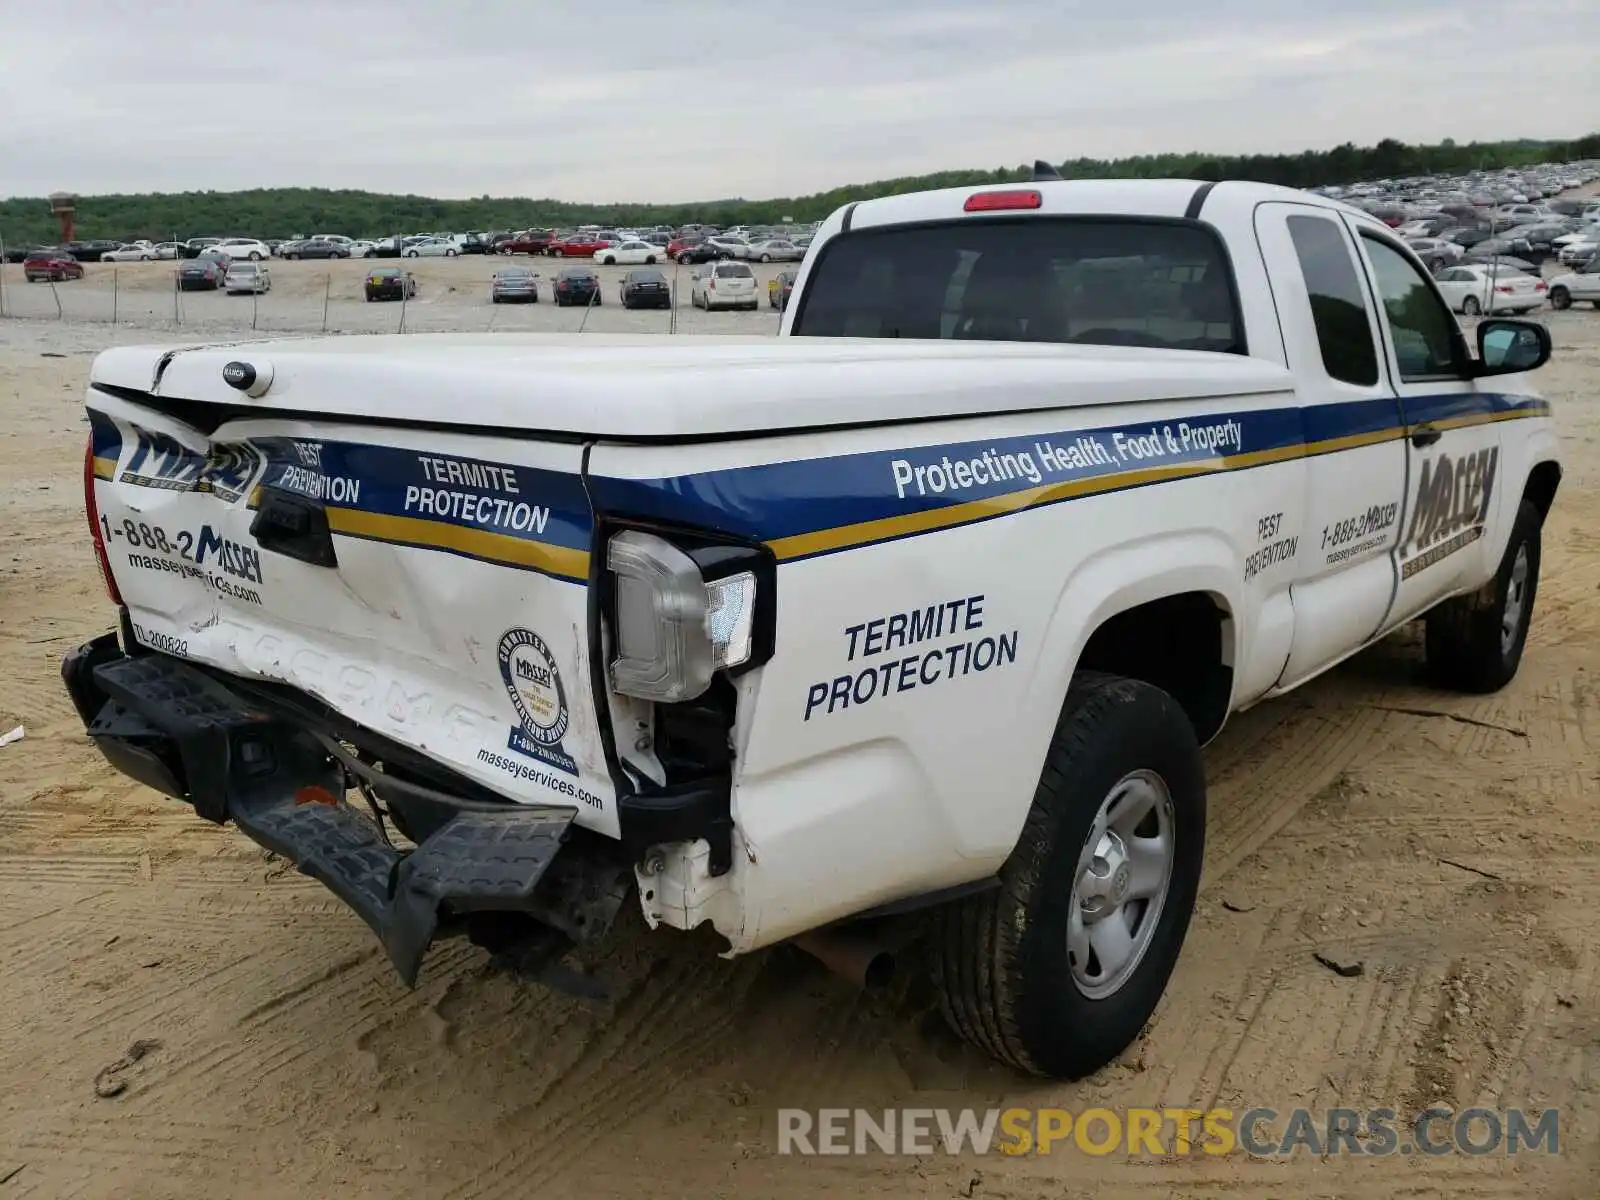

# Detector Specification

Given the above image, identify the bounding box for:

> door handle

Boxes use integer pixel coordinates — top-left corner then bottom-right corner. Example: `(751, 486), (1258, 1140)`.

(1409, 424), (1442, 448)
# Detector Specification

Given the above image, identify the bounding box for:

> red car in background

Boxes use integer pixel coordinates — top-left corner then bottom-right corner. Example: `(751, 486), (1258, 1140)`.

(23, 249), (86, 282)
(547, 234), (609, 258)
(502, 229), (556, 255)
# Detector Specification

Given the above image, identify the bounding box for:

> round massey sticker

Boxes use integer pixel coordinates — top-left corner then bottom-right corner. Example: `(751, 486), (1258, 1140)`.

(498, 628), (571, 747)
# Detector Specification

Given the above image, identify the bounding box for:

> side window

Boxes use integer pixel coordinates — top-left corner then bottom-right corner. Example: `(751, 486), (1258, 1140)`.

(1286, 214), (1379, 387)
(1360, 235), (1464, 380)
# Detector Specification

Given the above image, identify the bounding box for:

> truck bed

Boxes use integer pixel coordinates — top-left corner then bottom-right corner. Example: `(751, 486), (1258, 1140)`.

(89, 333), (1296, 438)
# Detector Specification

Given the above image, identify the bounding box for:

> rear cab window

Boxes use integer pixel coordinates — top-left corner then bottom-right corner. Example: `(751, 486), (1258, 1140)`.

(791, 217), (1245, 353)
(715, 263), (753, 278)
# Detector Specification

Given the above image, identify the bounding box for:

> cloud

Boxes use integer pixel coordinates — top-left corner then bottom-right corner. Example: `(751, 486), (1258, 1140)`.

(3, 0), (1597, 202)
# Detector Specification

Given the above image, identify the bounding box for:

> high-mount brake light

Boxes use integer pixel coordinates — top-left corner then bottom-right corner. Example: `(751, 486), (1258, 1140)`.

(964, 190), (1043, 213)
(83, 434), (123, 605)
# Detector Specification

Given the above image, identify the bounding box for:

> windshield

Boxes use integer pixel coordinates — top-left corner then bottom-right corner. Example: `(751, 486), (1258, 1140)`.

(791, 217), (1245, 353)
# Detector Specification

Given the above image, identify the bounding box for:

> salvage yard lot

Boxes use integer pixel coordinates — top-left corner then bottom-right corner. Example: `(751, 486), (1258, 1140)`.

(0, 256), (790, 335)
(1, 301), (1598, 1199)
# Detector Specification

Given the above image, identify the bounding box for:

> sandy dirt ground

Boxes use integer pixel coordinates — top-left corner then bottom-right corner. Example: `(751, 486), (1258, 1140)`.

(1, 298), (1598, 1199)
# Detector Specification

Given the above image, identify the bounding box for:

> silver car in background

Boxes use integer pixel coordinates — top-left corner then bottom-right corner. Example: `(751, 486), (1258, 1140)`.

(223, 262), (272, 294)
(490, 265), (540, 303)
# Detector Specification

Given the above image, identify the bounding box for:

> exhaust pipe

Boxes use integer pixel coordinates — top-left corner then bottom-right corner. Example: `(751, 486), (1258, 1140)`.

(793, 929), (895, 989)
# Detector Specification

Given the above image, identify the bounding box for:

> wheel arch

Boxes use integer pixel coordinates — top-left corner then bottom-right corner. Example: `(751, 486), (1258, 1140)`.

(1026, 534), (1241, 751)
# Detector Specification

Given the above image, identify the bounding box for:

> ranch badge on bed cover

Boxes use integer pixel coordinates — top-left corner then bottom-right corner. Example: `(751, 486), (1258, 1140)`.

(498, 627), (578, 776)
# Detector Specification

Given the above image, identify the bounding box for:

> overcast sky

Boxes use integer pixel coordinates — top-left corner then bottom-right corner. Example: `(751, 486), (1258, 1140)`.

(5, 0), (1597, 203)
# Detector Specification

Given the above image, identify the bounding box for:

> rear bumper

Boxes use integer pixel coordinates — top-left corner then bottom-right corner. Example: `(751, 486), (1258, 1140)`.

(63, 634), (621, 985)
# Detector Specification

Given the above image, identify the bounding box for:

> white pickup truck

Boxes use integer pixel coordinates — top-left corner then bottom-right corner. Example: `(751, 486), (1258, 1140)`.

(63, 176), (1560, 1080)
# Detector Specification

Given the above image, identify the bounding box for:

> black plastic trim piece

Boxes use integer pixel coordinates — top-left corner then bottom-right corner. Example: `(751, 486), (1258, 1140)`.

(839, 201), (860, 233)
(1185, 180), (1219, 219)
(616, 780), (733, 875)
(249, 485), (338, 568)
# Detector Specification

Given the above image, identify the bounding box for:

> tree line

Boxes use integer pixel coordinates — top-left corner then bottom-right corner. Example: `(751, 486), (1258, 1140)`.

(2, 132), (1596, 247)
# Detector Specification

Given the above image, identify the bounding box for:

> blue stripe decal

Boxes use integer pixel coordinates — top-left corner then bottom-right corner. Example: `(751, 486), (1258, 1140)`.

(588, 391), (1549, 563)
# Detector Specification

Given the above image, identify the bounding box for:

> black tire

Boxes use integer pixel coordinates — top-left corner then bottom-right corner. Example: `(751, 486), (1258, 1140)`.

(1461, 296), (1481, 316)
(1424, 498), (1542, 694)
(249, 251), (262, 261)
(645, 255), (656, 265)
(930, 672), (1205, 1079)
(1549, 287), (1571, 310)
(678, 252), (692, 265)
(602, 256), (615, 266)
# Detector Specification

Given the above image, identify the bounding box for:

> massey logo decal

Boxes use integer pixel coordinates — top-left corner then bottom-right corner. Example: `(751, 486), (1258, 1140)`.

(497, 628), (578, 777)
(1401, 446), (1498, 578)
(119, 427), (262, 502)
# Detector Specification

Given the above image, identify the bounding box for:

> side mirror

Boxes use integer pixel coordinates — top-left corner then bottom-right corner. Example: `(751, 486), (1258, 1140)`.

(1476, 319), (1551, 375)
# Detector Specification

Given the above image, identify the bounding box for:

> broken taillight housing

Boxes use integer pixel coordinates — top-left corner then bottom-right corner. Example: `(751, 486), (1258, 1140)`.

(83, 433), (123, 605)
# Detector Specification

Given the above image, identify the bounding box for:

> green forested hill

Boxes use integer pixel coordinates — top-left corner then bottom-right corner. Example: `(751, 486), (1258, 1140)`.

(3, 132), (1596, 245)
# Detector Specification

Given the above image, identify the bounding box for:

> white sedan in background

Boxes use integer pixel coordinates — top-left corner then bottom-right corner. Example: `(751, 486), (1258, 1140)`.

(402, 238), (460, 258)
(100, 242), (158, 262)
(216, 238), (272, 261)
(1433, 264), (1547, 315)
(1546, 260), (1600, 310)
(349, 240), (376, 258)
(592, 240), (665, 266)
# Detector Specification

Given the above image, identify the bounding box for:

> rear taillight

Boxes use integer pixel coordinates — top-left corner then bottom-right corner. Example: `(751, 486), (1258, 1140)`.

(1535, 281), (1548, 291)
(83, 434), (122, 605)
(1496, 285), (1514, 294)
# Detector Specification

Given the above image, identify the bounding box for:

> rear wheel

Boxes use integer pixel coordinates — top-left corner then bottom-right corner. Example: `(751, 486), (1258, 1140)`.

(249, 251), (262, 261)
(931, 672), (1205, 1079)
(1462, 295), (1481, 316)
(1550, 287), (1571, 310)
(1425, 498), (1542, 694)
(645, 255), (657, 265)
(678, 252), (692, 265)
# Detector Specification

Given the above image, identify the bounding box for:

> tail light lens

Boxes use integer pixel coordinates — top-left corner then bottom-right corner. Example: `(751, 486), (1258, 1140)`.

(1496, 285), (1514, 294)
(83, 434), (123, 605)
(605, 530), (764, 704)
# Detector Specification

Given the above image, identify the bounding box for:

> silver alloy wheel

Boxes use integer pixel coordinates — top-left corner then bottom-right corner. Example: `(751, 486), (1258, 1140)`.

(1067, 768), (1176, 1000)
(1501, 542), (1530, 656)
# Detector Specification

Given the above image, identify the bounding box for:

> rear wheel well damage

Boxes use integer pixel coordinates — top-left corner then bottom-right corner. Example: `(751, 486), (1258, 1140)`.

(1074, 591), (1233, 743)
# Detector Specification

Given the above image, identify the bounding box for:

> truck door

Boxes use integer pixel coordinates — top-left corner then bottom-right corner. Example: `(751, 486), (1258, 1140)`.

(1253, 203), (1408, 687)
(1346, 224), (1507, 632)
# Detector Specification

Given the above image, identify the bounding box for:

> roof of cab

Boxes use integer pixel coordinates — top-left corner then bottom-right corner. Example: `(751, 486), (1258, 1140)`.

(839, 177), (1375, 232)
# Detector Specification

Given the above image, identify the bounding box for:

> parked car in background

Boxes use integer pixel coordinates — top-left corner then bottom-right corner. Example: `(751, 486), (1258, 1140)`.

(768, 269), (796, 310)
(747, 238), (804, 263)
(23, 249), (85, 281)
(500, 230), (555, 255)
(1558, 231), (1600, 265)
(1463, 253), (1539, 277)
(280, 238), (350, 260)
(552, 266), (600, 306)
(223, 262), (272, 294)
(594, 240), (663, 266)
(149, 242), (182, 260)
(1433, 264), (1547, 315)
(364, 266), (417, 301)
(197, 249), (233, 273)
(690, 260), (758, 310)
(548, 234), (609, 258)
(177, 259), (224, 291)
(704, 234), (750, 260)
(1405, 237), (1464, 272)
(100, 242), (158, 262)
(490, 265), (540, 303)
(349, 240), (376, 258)
(667, 235), (704, 259)
(619, 268), (671, 309)
(65, 240), (119, 262)
(180, 238), (224, 259)
(216, 238), (271, 261)
(674, 240), (722, 265)
(403, 237), (458, 258)
(1546, 259), (1600, 310)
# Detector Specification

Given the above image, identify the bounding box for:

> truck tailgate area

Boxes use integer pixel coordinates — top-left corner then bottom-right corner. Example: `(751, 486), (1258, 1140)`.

(84, 386), (619, 835)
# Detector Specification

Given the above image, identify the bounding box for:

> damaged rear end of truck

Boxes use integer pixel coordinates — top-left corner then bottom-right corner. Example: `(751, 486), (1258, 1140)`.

(64, 337), (767, 992)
